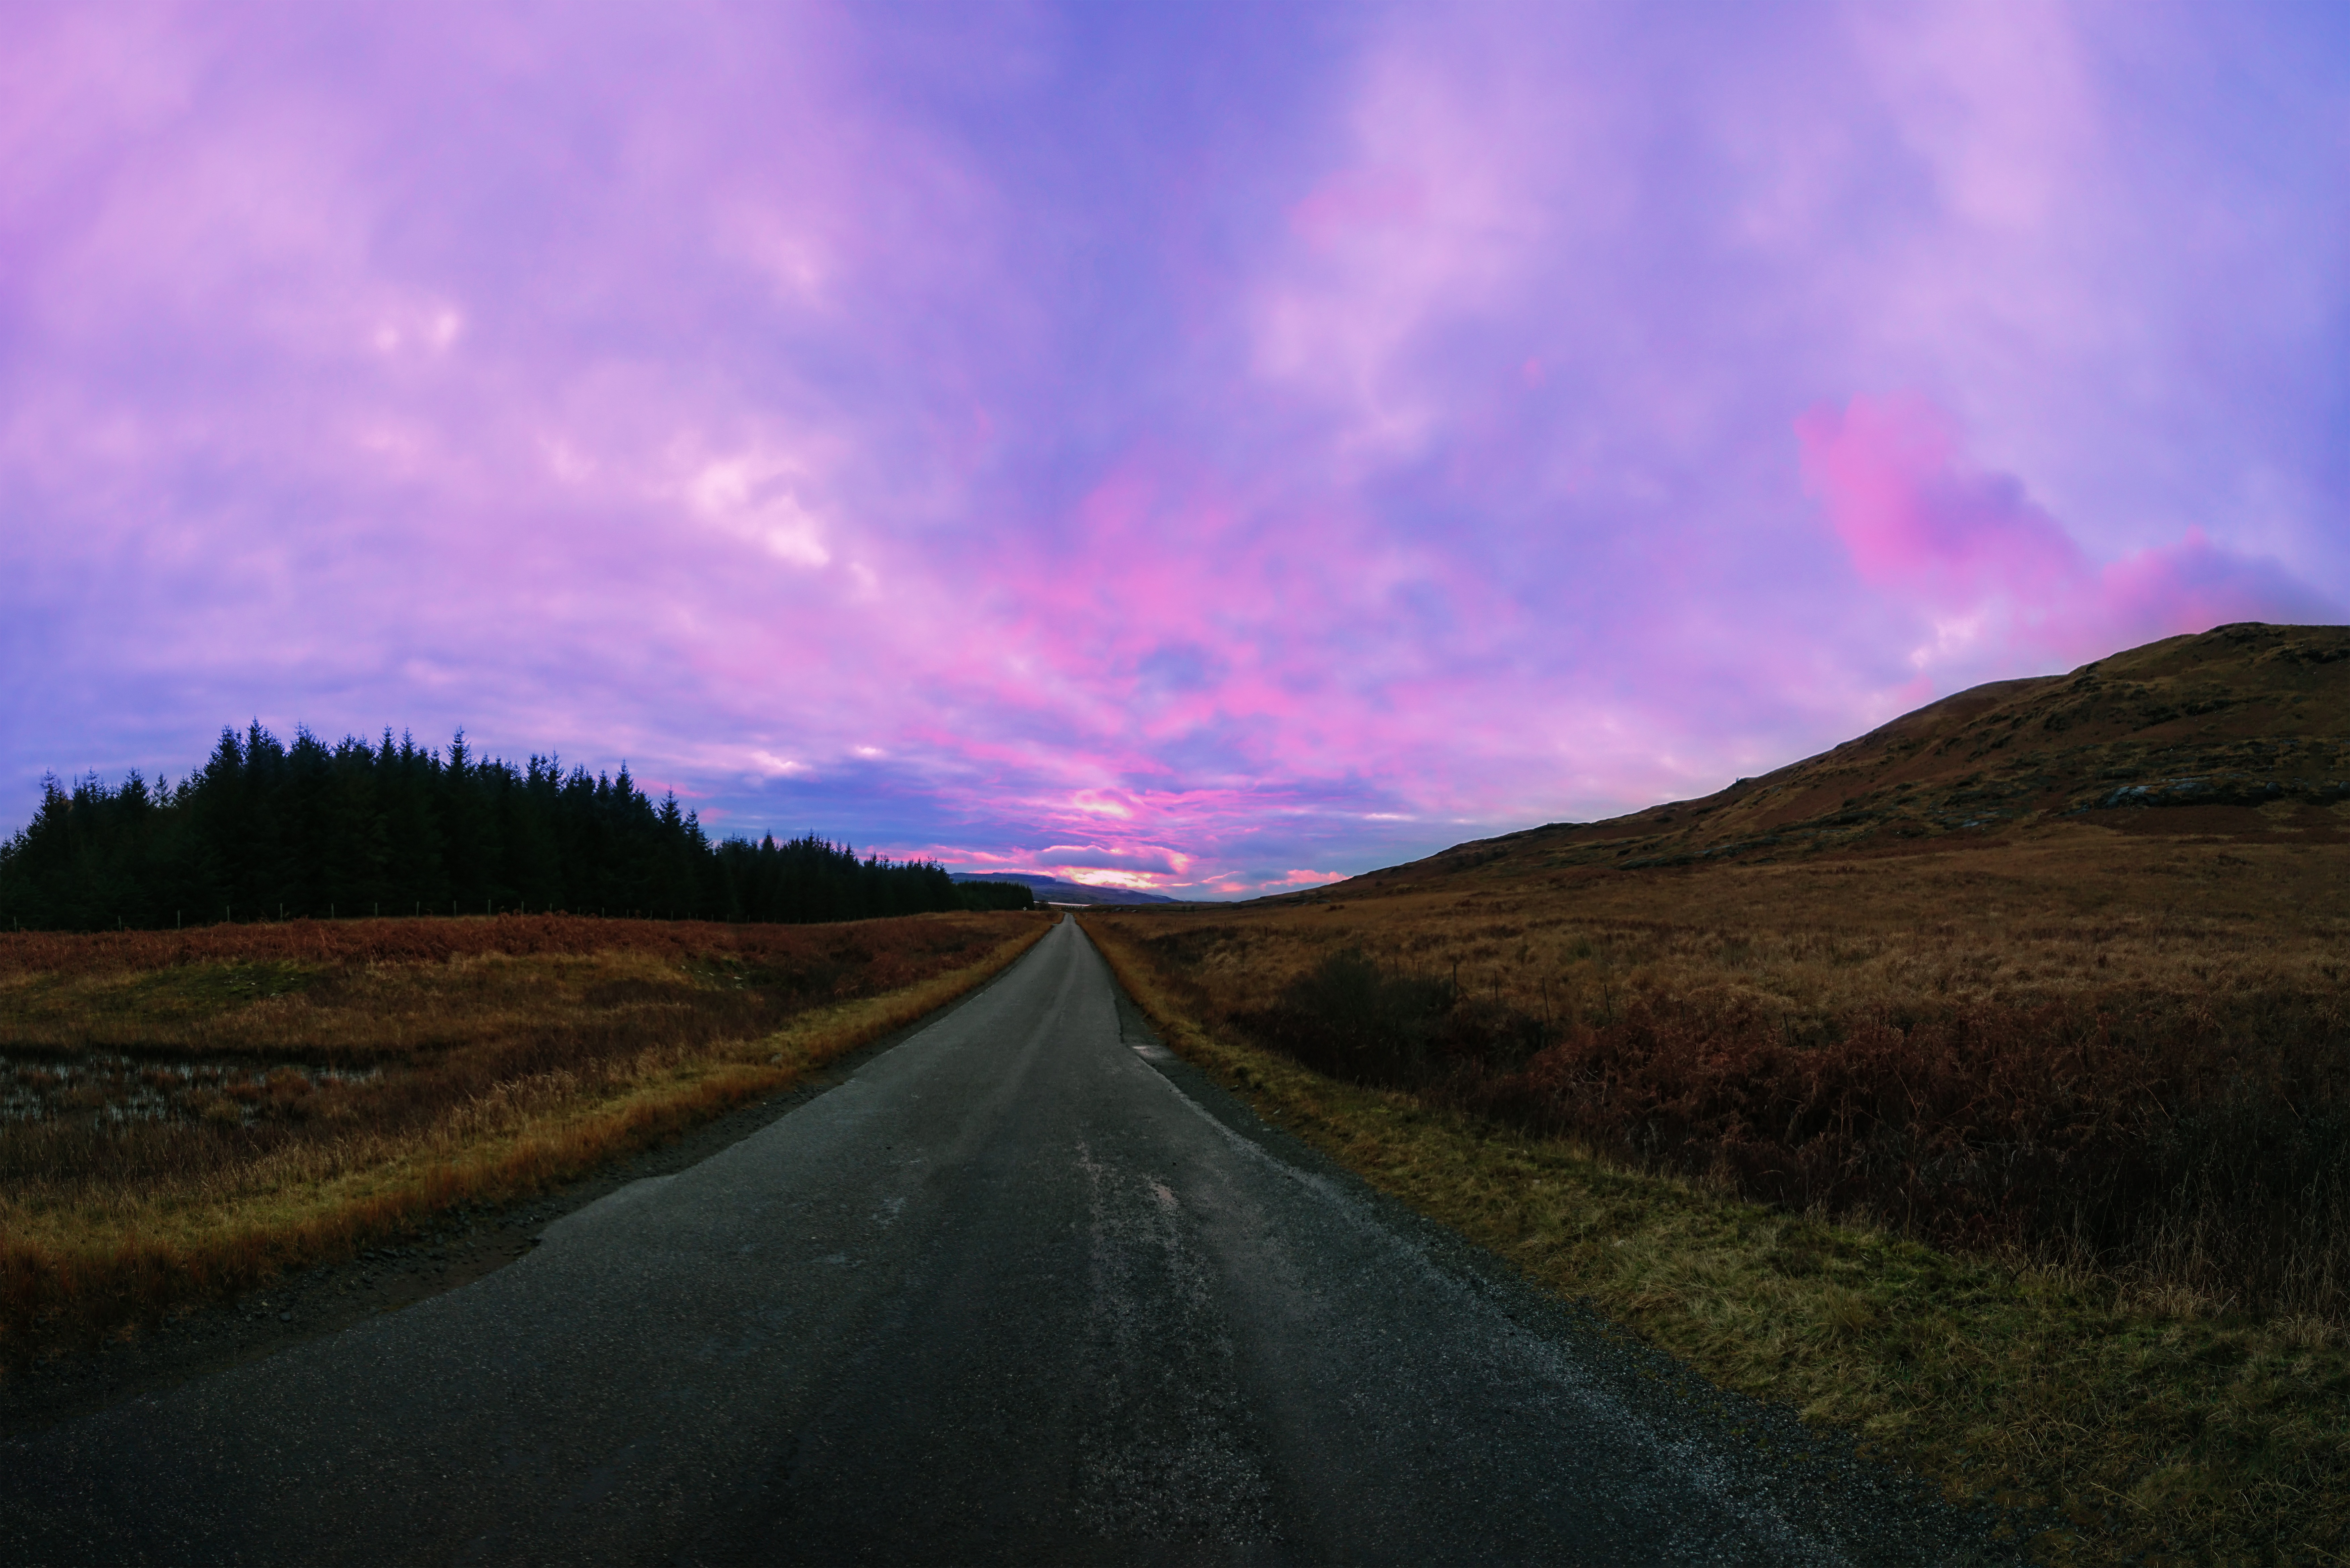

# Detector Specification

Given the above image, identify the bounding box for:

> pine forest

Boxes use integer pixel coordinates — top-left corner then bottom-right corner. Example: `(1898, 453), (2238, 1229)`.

(0, 724), (1031, 929)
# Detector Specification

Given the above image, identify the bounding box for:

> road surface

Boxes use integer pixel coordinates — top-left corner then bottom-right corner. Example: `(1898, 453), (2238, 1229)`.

(1, 919), (2003, 1564)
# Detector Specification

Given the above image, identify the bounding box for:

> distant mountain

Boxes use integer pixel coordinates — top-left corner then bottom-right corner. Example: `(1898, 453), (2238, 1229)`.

(951, 873), (1179, 906)
(1305, 621), (2350, 896)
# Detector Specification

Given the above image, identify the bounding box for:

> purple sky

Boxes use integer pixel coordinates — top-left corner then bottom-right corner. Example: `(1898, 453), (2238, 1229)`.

(5, 3), (2346, 896)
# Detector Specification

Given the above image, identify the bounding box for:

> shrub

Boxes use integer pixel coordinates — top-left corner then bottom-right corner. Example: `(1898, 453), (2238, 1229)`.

(1222, 946), (2350, 1319)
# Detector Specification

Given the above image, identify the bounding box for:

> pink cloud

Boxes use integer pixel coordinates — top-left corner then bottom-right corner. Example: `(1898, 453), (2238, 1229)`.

(1795, 394), (2084, 609)
(1797, 392), (2335, 669)
(1288, 168), (1428, 248)
(3, 6), (2345, 897)
(1036, 844), (1192, 875)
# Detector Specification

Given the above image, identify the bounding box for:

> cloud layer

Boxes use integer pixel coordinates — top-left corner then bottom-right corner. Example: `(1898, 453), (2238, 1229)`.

(1797, 392), (2336, 675)
(3, 2), (2345, 893)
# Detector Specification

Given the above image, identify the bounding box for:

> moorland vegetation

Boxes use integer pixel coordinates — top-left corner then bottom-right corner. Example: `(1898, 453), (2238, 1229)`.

(0, 722), (1032, 931)
(0, 910), (1052, 1360)
(1086, 622), (2350, 1564)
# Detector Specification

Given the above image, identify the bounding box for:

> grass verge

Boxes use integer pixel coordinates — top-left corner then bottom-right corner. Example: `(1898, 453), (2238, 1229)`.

(1085, 915), (2350, 1568)
(2, 913), (1053, 1364)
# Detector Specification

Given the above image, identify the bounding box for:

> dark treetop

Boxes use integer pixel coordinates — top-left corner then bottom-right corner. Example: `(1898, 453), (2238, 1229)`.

(0, 724), (1031, 931)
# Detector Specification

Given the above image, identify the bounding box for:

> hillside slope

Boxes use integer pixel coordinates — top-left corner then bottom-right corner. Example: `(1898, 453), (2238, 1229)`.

(1094, 619), (2350, 1565)
(952, 873), (1177, 906)
(1346, 620), (2350, 889)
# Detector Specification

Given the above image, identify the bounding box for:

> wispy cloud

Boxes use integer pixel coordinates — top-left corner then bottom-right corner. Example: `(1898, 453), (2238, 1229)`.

(1, 3), (2344, 894)
(1798, 392), (2335, 674)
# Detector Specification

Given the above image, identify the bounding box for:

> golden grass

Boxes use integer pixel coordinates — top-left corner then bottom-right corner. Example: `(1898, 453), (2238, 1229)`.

(1108, 818), (2350, 1315)
(1, 911), (1053, 1361)
(1083, 818), (2350, 1565)
(1185, 815), (2350, 1035)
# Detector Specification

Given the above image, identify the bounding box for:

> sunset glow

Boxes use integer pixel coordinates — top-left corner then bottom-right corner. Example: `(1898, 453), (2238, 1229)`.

(4, 3), (2344, 894)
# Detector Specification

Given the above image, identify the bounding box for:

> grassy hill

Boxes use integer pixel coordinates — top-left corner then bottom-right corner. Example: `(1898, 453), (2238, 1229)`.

(1341, 620), (2349, 889)
(1085, 621), (2350, 1564)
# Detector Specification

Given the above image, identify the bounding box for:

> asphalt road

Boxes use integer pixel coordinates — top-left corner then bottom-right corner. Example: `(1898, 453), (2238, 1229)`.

(0, 919), (2008, 1565)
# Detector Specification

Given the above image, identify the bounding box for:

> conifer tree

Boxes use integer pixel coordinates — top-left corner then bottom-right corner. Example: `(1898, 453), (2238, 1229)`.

(0, 725), (1023, 929)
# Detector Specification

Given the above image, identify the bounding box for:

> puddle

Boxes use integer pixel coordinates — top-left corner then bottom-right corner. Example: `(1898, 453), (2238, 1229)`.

(0, 1052), (382, 1126)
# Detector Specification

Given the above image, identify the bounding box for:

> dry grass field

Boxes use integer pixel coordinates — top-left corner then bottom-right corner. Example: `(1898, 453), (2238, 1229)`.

(0, 911), (1052, 1361)
(1096, 820), (2350, 1320)
(1082, 623), (2350, 1564)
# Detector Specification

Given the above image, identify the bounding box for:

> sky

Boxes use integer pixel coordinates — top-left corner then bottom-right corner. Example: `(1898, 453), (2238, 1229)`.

(3, 1), (2346, 896)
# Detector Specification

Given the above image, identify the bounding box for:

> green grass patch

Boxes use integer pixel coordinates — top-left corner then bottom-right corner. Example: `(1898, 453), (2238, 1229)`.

(108, 960), (329, 1015)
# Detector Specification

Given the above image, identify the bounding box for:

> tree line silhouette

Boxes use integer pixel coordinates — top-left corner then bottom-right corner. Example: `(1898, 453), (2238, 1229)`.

(0, 724), (1032, 930)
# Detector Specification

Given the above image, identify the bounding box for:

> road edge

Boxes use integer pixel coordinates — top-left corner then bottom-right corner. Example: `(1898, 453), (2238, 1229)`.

(0, 915), (1065, 1441)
